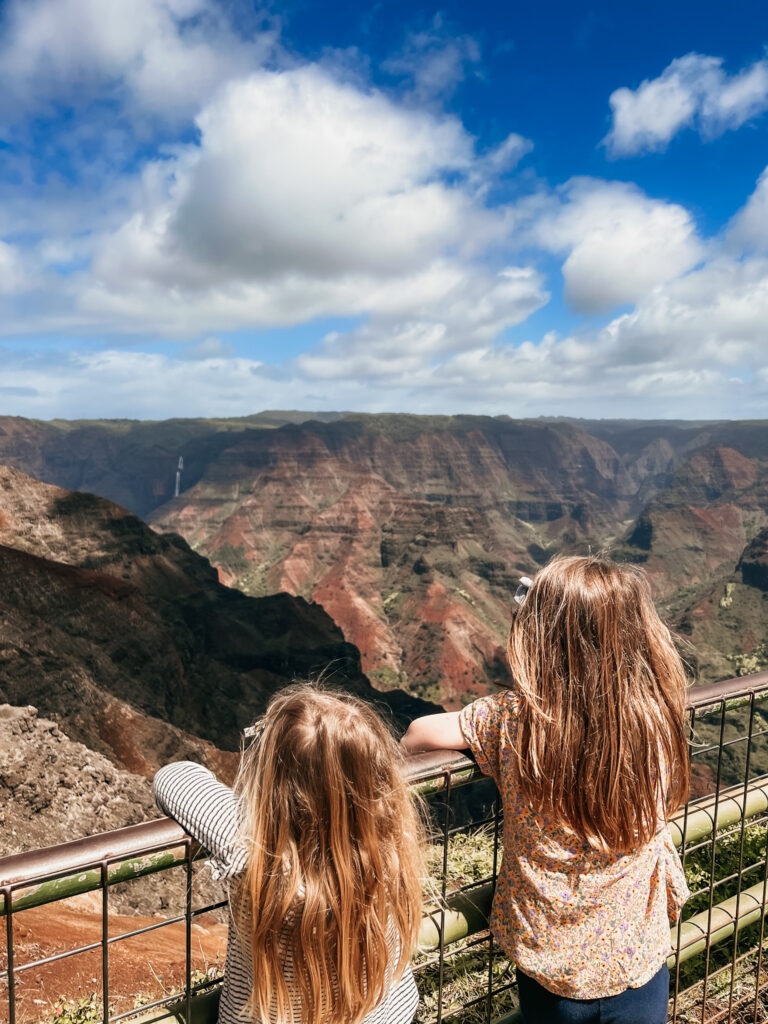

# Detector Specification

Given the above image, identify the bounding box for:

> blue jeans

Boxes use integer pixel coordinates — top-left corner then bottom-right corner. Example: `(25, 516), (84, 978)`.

(517, 963), (669, 1024)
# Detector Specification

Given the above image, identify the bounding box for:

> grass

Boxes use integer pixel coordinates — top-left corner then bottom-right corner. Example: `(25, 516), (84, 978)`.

(730, 642), (768, 678)
(415, 824), (516, 1024)
(38, 968), (225, 1024)
(45, 995), (102, 1024)
(415, 945), (517, 1024)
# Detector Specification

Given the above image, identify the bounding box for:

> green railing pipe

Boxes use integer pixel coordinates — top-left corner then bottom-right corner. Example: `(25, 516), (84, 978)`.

(418, 881), (494, 951)
(666, 774), (768, 848)
(0, 818), (200, 915)
(672, 877), (768, 963)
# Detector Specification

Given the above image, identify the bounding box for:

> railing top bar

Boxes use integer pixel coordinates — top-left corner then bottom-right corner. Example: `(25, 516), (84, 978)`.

(3, 672), (768, 890)
(0, 816), (185, 887)
(403, 749), (474, 784)
(687, 669), (768, 709)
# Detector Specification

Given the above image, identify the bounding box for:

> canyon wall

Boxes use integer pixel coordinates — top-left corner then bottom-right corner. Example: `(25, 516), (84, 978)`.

(2, 413), (767, 705)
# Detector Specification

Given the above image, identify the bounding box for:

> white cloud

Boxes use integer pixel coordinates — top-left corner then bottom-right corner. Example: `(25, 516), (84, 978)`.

(525, 179), (704, 314)
(0, 348), (268, 418)
(2, 241), (767, 420)
(170, 68), (478, 277)
(287, 248), (768, 416)
(1, 8), (764, 422)
(295, 266), (548, 380)
(71, 65), (526, 340)
(382, 16), (481, 106)
(81, 71), (707, 336)
(0, 0), (270, 124)
(0, 241), (32, 295)
(727, 166), (768, 252)
(475, 134), (534, 181)
(605, 53), (768, 156)
(0, 2), (543, 365)
(601, 256), (768, 359)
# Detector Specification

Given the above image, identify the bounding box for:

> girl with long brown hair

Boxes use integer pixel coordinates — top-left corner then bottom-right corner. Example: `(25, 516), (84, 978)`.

(402, 555), (690, 1024)
(154, 685), (425, 1024)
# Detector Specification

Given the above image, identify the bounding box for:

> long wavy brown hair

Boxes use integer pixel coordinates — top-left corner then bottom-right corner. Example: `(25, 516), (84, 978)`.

(234, 685), (424, 1024)
(507, 555), (689, 853)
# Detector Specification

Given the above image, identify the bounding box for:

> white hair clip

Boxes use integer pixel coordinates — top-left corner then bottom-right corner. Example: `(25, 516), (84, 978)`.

(514, 576), (534, 605)
(243, 719), (265, 744)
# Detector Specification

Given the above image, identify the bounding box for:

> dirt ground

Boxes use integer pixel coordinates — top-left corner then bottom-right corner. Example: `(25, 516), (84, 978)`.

(0, 891), (228, 1023)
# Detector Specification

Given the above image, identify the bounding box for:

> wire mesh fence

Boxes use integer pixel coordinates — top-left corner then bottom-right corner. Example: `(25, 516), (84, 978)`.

(3, 670), (768, 1024)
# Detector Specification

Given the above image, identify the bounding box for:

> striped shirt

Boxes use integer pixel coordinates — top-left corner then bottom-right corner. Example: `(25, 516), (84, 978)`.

(153, 762), (419, 1024)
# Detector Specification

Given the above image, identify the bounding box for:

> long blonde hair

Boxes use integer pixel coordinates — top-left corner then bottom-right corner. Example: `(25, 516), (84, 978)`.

(234, 685), (424, 1024)
(507, 555), (689, 853)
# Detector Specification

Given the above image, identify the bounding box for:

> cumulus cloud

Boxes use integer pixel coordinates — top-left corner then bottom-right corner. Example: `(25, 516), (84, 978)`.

(0, 345), (438, 419)
(73, 64), (528, 339)
(1, 4), (764, 422)
(467, 134), (534, 192)
(524, 179), (704, 314)
(605, 53), (768, 156)
(0, 0), (270, 124)
(180, 336), (236, 360)
(601, 256), (768, 360)
(0, 348), (269, 418)
(170, 68), (478, 277)
(286, 246), (768, 417)
(70, 64), (709, 342)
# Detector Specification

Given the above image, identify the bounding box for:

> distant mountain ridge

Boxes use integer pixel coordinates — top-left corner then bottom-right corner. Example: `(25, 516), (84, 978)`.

(2, 413), (767, 702)
(0, 411), (350, 518)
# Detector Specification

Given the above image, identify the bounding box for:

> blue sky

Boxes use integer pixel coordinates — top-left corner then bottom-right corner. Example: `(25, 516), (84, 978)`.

(0, 0), (767, 419)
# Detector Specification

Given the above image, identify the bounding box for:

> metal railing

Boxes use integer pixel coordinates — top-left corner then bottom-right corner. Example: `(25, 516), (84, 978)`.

(3, 670), (768, 1024)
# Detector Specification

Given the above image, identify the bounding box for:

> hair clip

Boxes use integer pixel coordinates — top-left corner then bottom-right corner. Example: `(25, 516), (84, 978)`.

(514, 576), (533, 605)
(243, 718), (266, 746)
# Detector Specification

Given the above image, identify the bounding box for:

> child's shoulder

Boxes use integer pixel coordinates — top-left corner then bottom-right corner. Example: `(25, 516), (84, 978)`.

(473, 689), (519, 718)
(460, 690), (519, 738)
(458, 691), (520, 780)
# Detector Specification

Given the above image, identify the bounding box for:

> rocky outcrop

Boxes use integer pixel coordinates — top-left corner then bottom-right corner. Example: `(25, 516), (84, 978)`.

(0, 703), (155, 855)
(149, 416), (768, 697)
(0, 411), (347, 519)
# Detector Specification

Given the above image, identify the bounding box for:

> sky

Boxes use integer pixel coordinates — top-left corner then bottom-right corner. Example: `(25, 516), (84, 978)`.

(0, 0), (767, 421)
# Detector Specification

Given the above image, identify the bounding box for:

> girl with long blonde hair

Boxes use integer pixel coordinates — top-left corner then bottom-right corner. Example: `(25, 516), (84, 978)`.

(154, 685), (424, 1024)
(402, 555), (690, 1024)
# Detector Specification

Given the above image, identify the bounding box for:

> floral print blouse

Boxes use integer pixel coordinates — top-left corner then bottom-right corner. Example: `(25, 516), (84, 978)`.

(458, 692), (690, 1000)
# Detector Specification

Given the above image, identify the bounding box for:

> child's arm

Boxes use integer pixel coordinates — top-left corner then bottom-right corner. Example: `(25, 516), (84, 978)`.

(153, 761), (245, 876)
(400, 712), (468, 753)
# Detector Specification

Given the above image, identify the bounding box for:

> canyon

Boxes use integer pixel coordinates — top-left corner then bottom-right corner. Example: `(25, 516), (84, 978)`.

(2, 413), (767, 709)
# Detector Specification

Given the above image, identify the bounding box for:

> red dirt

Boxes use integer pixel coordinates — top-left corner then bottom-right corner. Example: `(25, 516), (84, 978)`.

(715, 446), (758, 491)
(1, 895), (228, 1023)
